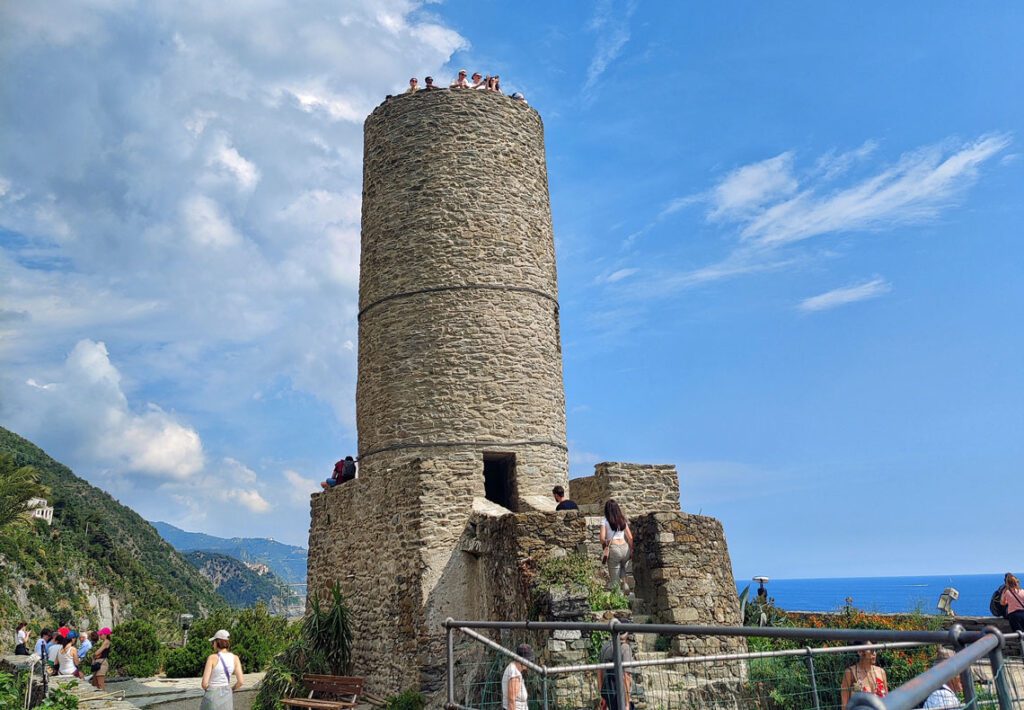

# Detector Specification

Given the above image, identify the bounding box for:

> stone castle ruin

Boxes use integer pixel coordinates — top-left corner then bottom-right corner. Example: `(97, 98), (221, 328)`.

(306, 88), (744, 701)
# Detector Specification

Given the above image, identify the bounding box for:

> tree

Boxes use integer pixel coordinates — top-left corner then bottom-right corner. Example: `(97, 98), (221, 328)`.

(0, 453), (47, 531)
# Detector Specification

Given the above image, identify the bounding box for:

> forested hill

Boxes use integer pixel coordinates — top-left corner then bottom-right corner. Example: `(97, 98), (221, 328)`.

(0, 426), (223, 634)
(153, 520), (308, 585)
(184, 550), (301, 616)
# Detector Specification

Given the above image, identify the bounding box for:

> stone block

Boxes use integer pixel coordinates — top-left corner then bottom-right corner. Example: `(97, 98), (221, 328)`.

(547, 639), (567, 652)
(552, 629), (582, 640)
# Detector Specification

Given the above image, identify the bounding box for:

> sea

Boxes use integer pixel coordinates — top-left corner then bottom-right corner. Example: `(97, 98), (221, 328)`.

(735, 574), (1004, 617)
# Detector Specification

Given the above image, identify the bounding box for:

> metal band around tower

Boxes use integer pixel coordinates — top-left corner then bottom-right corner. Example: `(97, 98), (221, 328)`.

(359, 438), (569, 461)
(358, 283), (559, 320)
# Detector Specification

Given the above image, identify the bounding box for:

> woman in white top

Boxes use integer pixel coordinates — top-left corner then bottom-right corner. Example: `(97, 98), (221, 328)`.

(56, 636), (81, 677)
(15, 622), (30, 655)
(201, 629), (244, 710)
(501, 644), (534, 710)
(600, 499), (634, 594)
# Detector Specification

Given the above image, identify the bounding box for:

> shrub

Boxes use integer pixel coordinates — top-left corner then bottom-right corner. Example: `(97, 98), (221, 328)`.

(533, 552), (630, 612)
(0, 670), (24, 709)
(252, 584), (353, 710)
(164, 605), (293, 678)
(232, 603), (294, 672)
(386, 689), (425, 710)
(110, 619), (162, 677)
(38, 681), (80, 709)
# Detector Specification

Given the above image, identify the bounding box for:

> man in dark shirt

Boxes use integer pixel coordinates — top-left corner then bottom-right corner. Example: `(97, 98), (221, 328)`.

(553, 485), (578, 511)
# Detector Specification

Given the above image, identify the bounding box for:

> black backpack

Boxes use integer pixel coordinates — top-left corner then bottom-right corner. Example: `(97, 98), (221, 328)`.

(991, 585), (1008, 617)
(341, 459), (357, 481)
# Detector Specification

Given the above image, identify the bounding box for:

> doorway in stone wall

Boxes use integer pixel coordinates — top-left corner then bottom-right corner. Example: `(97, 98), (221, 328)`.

(483, 453), (517, 511)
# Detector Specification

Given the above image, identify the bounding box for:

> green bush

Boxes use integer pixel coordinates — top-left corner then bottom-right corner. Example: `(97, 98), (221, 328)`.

(110, 619), (162, 677)
(164, 605), (294, 678)
(39, 681), (80, 709)
(386, 689), (425, 710)
(533, 552), (631, 613)
(252, 584), (353, 710)
(0, 670), (25, 708)
(232, 604), (294, 672)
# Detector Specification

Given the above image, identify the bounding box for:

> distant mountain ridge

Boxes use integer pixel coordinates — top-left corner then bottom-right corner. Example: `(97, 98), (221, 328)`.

(152, 520), (308, 586)
(184, 550), (301, 616)
(0, 427), (223, 634)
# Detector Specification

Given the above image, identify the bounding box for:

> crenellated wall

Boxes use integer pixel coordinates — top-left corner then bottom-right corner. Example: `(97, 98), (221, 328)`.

(570, 462), (681, 516)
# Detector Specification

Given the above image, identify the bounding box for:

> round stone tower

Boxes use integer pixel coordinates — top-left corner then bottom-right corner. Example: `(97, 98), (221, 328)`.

(356, 89), (567, 508)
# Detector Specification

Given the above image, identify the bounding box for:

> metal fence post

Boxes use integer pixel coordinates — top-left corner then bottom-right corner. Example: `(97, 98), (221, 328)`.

(985, 625), (1012, 710)
(804, 648), (821, 710)
(949, 622), (977, 710)
(542, 673), (550, 710)
(445, 619), (455, 710)
(611, 619), (627, 710)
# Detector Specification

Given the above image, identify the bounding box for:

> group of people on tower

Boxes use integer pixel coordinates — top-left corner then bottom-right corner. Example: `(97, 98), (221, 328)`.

(401, 70), (528, 103)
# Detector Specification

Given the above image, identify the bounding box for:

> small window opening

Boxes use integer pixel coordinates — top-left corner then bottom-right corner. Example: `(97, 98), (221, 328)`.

(483, 453), (517, 511)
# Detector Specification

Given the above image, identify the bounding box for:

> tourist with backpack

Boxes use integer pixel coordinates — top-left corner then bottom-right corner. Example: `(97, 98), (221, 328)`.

(320, 456), (357, 490)
(1000, 573), (1024, 633)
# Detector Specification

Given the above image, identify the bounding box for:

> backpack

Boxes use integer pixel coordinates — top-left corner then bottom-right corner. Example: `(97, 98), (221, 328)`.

(991, 585), (1008, 617)
(341, 459), (357, 481)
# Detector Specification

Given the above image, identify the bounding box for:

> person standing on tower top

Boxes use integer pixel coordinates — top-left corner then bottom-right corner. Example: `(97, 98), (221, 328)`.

(450, 70), (470, 88)
(404, 78), (418, 94)
(421, 76), (441, 91)
(471, 72), (486, 89)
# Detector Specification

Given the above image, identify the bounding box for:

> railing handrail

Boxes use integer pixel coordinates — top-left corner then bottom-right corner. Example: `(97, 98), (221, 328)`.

(444, 618), (980, 645)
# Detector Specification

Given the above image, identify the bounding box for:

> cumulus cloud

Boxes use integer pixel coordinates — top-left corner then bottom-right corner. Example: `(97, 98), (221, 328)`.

(798, 278), (892, 313)
(283, 469), (320, 507)
(2, 340), (205, 480)
(0, 1), (467, 535)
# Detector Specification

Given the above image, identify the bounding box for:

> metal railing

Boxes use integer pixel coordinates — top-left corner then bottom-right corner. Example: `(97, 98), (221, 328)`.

(444, 618), (1022, 710)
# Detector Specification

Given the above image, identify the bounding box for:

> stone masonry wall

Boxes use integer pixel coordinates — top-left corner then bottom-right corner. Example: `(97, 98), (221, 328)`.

(357, 89), (567, 506)
(631, 512), (746, 668)
(307, 458), (425, 695)
(570, 462), (680, 517)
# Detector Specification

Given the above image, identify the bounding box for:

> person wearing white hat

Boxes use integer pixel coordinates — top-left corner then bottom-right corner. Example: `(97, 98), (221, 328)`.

(201, 629), (244, 710)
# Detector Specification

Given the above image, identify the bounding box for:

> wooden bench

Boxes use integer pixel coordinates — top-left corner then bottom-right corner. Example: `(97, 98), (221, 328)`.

(281, 675), (364, 710)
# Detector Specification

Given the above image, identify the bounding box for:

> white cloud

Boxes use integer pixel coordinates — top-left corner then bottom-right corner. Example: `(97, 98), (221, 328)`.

(627, 134), (1011, 296)
(598, 267), (639, 284)
(737, 134), (1011, 247)
(234, 488), (271, 513)
(1, 340), (205, 481)
(582, 0), (637, 101)
(283, 469), (320, 507)
(0, 1), (468, 536)
(181, 194), (243, 248)
(709, 153), (798, 220)
(798, 278), (892, 313)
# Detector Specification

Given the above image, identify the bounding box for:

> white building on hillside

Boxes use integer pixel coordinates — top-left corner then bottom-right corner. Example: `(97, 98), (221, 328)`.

(26, 497), (54, 525)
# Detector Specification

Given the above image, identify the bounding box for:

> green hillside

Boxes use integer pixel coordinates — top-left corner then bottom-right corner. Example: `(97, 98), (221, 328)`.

(0, 426), (223, 635)
(185, 550), (300, 613)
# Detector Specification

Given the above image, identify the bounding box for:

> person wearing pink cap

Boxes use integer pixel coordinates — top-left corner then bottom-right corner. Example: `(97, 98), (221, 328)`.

(201, 629), (243, 710)
(91, 628), (111, 689)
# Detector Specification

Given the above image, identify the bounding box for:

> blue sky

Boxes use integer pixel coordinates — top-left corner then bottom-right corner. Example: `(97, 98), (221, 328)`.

(1, 1), (1020, 581)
